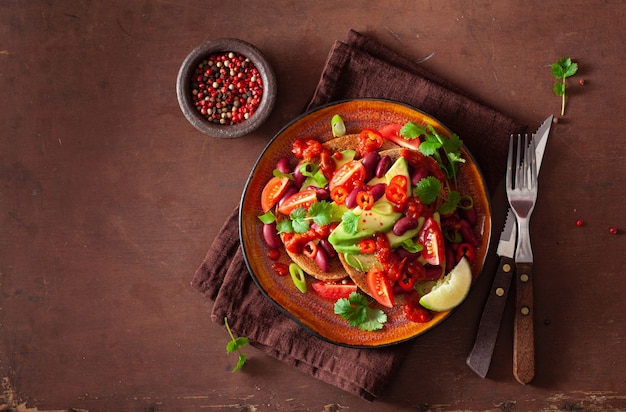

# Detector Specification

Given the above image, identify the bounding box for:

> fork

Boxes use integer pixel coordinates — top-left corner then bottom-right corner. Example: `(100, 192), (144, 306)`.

(506, 134), (538, 385)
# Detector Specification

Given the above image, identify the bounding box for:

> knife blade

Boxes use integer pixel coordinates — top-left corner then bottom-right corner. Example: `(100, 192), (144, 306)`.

(466, 115), (553, 379)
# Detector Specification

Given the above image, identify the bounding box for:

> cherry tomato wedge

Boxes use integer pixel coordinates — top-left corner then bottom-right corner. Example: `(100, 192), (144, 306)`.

(328, 160), (366, 192)
(277, 189), (317, 216)
(311, 281), (358, 300)
(261, 176), (290, 212)
(418, 217), (445, 266)
(358, 128), (384, 156)
(367, 267), (394, 308)
(379, 123), (421, 150)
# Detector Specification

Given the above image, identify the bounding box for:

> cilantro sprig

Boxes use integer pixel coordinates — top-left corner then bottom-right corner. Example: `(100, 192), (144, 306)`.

(334, 292), (387, 331)
(224, 317), (249, 372)
(277, 201), (335, 234)
(551, 57), (578, 116)
(415, 176), (463, 215)
(401, 122), (465, 186)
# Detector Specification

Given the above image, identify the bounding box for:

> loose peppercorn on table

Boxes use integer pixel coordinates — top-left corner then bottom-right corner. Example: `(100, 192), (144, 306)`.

(2, 2), (626, 411)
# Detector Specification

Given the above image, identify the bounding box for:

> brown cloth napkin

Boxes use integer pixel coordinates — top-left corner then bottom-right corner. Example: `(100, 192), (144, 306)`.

(192, 29), (526, 401)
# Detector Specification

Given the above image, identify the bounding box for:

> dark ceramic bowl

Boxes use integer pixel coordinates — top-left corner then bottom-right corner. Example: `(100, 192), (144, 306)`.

(176, 38), (277, 138)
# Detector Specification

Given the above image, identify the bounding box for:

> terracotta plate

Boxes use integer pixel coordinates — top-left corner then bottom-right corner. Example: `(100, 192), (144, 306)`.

(240, 99), (491, 347)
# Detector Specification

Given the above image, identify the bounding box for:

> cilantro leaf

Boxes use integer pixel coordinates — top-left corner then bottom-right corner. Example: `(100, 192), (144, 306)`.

(334, 292), (387, 331)
(418, 134), (442, 157)
(551, 57), (579, 116)
(290, 207), (309, 233)
(439, 190), (462, 216)
(276, 218), (293, 233)
(400, 121), (427, 139)
(416, 176), (441, 205)
(308, 201), (333, 226)
(341, 211), (359, 234)
(224, 317), (249, 372)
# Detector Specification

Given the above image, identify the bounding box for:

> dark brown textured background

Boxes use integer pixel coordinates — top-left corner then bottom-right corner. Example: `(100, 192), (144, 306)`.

(2, 1), (625, 410)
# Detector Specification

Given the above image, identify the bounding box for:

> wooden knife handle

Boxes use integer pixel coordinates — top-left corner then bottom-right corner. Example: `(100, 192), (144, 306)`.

(466, 256), (515, 378)
(513, 261), (535, 384)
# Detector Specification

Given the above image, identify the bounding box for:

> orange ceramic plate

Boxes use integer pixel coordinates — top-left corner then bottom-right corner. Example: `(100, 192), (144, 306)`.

(240, 99), (491, 347)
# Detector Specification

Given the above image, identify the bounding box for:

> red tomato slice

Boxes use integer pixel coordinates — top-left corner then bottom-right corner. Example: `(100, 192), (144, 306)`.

(418, 217), (445, 266)
(366, 267), (394, 308)
(311, 281), (357, 300)
(277, 189), (317, 216)
(261, 176), (290, 212)
(328, 160), (365, 192)
(379, 123), (421, 150)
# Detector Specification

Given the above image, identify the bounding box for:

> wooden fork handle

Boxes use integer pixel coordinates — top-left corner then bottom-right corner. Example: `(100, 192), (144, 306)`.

(513, 261), (535, 384)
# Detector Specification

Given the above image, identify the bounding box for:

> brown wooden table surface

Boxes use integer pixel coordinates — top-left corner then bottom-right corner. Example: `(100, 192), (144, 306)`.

(2, 1), (625, 411)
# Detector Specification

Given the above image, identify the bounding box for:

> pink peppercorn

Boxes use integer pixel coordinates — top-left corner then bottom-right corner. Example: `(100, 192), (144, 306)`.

(190, 51), (263, 126)
(576, 219), (584, 227)
(609, 227), (619, 235)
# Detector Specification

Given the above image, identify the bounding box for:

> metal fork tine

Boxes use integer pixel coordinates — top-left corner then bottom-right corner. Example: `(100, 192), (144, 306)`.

(506, 135), (514, 191)
(516, 134), (523, 189)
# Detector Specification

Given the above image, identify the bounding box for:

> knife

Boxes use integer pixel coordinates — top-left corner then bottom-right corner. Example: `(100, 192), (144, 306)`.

(466, 115), (553, 379)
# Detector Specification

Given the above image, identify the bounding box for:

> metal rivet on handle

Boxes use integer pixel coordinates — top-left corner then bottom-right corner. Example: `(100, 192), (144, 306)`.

(502, 263), (512, 272)
(496, 287), (505, 297)
(520, 273), (529, 282)
(521, 306), (530, 315)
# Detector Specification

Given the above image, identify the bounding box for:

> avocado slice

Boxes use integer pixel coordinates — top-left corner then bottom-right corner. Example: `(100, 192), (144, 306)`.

(367, 156), (411, 186)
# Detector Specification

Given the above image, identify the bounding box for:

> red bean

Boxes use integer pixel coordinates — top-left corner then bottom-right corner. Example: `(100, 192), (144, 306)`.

(459, 219), (479, 246)
(411, 165), (429, 185)
(318, 239), (337, 258)
(276, 157), (291, 174)
(461, 207), (477, 226)
(346, 185), (365, 209)
(393, 216), (419, 236)
(376, 155), (392, 178)
(369, 183), (386, 201)
(361, 151), (381, 181)
(292, 164), (306, 188)
(263, 223), (281, 249)
(277, 185), (298, 208)
(314, 247), (330, 272)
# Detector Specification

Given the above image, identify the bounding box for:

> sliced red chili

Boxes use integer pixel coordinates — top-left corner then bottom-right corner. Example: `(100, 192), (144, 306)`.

(456, 242), (476, 264)
(359, 238), (376, 254)
(389, 175), (408, 191)
(358, 128), (383, 156)
(302, 240), (319, 259)
(385, 183), (408, 206)
(356, 191), (374, 210)
(330, 186), (349, 204)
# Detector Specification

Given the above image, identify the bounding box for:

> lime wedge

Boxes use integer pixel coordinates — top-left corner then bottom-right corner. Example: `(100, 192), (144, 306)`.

(419, 257), (472, 311)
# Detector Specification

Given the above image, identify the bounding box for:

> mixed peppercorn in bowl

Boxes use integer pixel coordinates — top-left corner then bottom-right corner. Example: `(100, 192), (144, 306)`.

(176, 38), (277, 138)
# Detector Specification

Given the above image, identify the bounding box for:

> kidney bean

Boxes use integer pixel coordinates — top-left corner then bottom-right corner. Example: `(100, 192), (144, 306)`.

(314, 247), (330, 273)
(376, 155), (392, 178)
(411, 165), (430, 185)
(459, 218), (479, 246)
(276, 157), (291, 174)
(446, 247), (456, 272)
(318, 239), (337, 258)
(346, 185), (365, 209)
(425, 266), (443, 280)
(277, 185), (298, 208)
(395, 247), (420, 261)
(292, 164), (306, 188)
(361, 151), (381, 181)
(262, 223), (281, 249)
(461, 207), (477, 226)
(393, 216), (419, 236)
(308, 186), (329, 201)
(369, 183), (386, 201)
